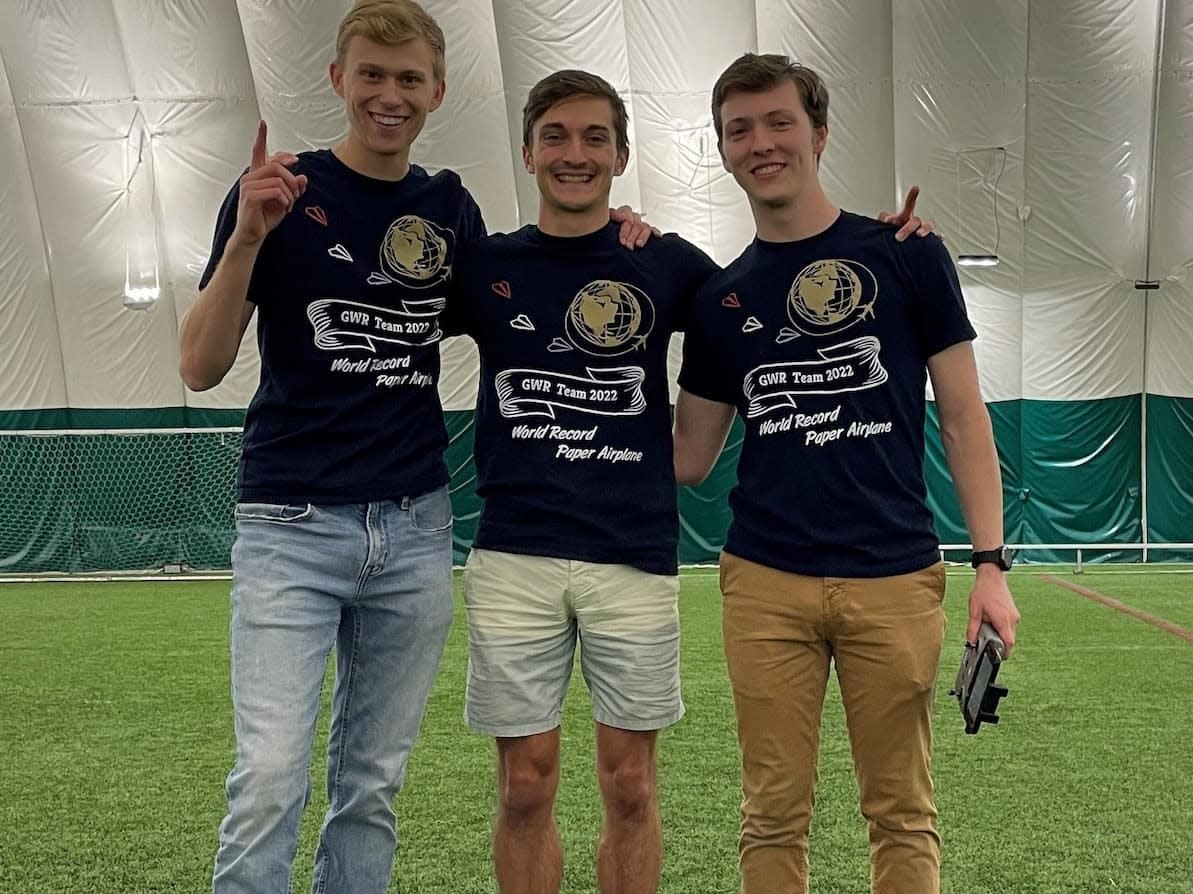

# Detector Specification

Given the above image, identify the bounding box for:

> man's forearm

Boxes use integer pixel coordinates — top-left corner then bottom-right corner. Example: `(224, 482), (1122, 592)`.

(673, 391), (736, 486)
(673, 430), (722, 486)
(179, 239), (260, 391)
(940, 406), (1004, 550)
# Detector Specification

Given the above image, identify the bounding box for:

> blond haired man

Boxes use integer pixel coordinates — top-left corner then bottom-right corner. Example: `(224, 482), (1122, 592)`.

(183, 3), (475, 892)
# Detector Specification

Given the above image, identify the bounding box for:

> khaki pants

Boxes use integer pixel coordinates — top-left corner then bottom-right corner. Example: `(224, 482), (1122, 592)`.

(720, 552), (947, 894)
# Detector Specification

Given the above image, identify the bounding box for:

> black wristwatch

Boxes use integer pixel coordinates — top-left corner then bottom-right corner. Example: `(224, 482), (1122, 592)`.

(971, 546), (1013, 571)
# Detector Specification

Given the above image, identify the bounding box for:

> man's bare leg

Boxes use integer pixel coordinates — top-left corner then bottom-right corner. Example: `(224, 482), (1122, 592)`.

(494, 729), (563, 894)
(595, 723), (661, 894)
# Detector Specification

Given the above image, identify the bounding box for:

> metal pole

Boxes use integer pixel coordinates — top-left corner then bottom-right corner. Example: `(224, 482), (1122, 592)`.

(1140, 0), (1169, 564)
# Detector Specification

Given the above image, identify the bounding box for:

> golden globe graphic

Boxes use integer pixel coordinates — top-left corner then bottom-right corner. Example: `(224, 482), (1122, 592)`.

(787, 259), (877, 335)
(379, 215), (451, 287)
(564, 280), (654, 356)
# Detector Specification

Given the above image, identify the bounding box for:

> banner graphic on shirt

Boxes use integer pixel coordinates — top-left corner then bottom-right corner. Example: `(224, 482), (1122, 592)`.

(742, 336), (888, 418)
(307, 297), (445, 351)
(495, 367), (646, 419)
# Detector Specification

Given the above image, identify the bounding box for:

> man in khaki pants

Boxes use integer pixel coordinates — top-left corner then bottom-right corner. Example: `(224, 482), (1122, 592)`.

(673, 53), (1021, 893)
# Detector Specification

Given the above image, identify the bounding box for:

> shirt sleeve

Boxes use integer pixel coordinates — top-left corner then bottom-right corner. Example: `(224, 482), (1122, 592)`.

(670, 237), (723, 334)
(677, 291), (738, 406)
(441, 238), (476, 338)
(459, 188), (487, 242)
(896, 234), (977, 360)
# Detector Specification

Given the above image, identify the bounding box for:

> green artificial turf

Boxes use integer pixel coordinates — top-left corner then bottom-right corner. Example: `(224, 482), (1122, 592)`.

(1, 568), (1191, 892)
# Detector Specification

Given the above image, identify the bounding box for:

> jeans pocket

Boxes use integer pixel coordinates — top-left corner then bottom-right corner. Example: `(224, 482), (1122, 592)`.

(234, 502), (315, 523)
(408, 487), (453, 533)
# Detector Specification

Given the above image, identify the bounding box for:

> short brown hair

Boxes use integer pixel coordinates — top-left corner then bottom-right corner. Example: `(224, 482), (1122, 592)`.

(522, 70), (630, 156)
(711, 53), (829, 151)
(336, 0), (446, 81)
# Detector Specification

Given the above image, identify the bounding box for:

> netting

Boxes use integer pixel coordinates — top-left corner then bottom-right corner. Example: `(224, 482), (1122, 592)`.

(3, 415), (1187, 575)
(0, 418), (491, 574)
(0, 429), (242, 573)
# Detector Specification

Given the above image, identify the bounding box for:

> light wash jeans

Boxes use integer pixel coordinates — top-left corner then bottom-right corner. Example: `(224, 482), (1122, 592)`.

(212, 488), (455, 894)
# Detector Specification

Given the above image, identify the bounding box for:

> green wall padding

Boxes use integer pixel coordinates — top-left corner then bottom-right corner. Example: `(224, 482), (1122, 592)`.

(925, 400), (1025, 560)
(445, 411), (480, 566)
(677, 416), (743, 565)
(0, 407), (246, 431)
(1146, 395), (1193, 561)
(1019, 397), (1142, 562)
(926, 397), (1144, 564)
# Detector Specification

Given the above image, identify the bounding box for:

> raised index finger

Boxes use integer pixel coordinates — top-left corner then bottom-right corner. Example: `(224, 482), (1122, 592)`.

(250, 120), (268, 170)
(900, 184), (920, 219)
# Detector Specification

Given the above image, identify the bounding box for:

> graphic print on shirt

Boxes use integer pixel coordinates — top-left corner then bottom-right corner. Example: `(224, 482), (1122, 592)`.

(783, 258), (878, 337)
(378, 215), (453, 289)
(304, 215), (455, 388)
(744, 258), (892, 444)
(745, 258), (888, 416)
(495, 279), (653, 420)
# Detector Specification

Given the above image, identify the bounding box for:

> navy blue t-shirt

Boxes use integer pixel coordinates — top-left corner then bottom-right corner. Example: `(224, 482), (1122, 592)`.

(446, 222), (719, 575)
(679, 211), (976, 578)
(199, 150), (485, 504)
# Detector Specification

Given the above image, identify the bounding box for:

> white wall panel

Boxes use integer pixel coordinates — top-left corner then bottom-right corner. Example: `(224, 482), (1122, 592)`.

(1146, 0), (1193, 398)
(235, 0), (347, 152)
(16, 104), (184, 409)
(491, 0), (642, 227)
(0, 2), (132, 105)
(417, 0), (518, 232)
(0, 51), (66, 411)
(765, 0), (894, 217)
(1021, 0), (1157, 399)
(1029, 0), (1159, 79)
(110, 0), (265, 412)
(894, 0), (1027, 402)
(440, 336), (480, 411)
(113, 0), (256, 100)
(0, 3), (182, 411)
(624, 0), (756, 262)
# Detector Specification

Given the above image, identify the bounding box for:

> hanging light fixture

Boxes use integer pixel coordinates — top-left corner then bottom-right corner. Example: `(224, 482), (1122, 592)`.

(957, 254), (1000, 267)
(122, 113), (160, 310)
(955, 147), (1006, 268)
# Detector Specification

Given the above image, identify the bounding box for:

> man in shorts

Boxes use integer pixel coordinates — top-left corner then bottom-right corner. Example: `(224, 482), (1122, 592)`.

(445, 68), (931, 894)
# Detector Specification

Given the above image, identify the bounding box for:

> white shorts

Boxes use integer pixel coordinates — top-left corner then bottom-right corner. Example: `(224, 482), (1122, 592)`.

(462, 548), (684, 737)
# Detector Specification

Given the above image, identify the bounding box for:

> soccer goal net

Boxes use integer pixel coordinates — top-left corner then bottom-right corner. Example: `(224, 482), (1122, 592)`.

(0, 428), (242, 574)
